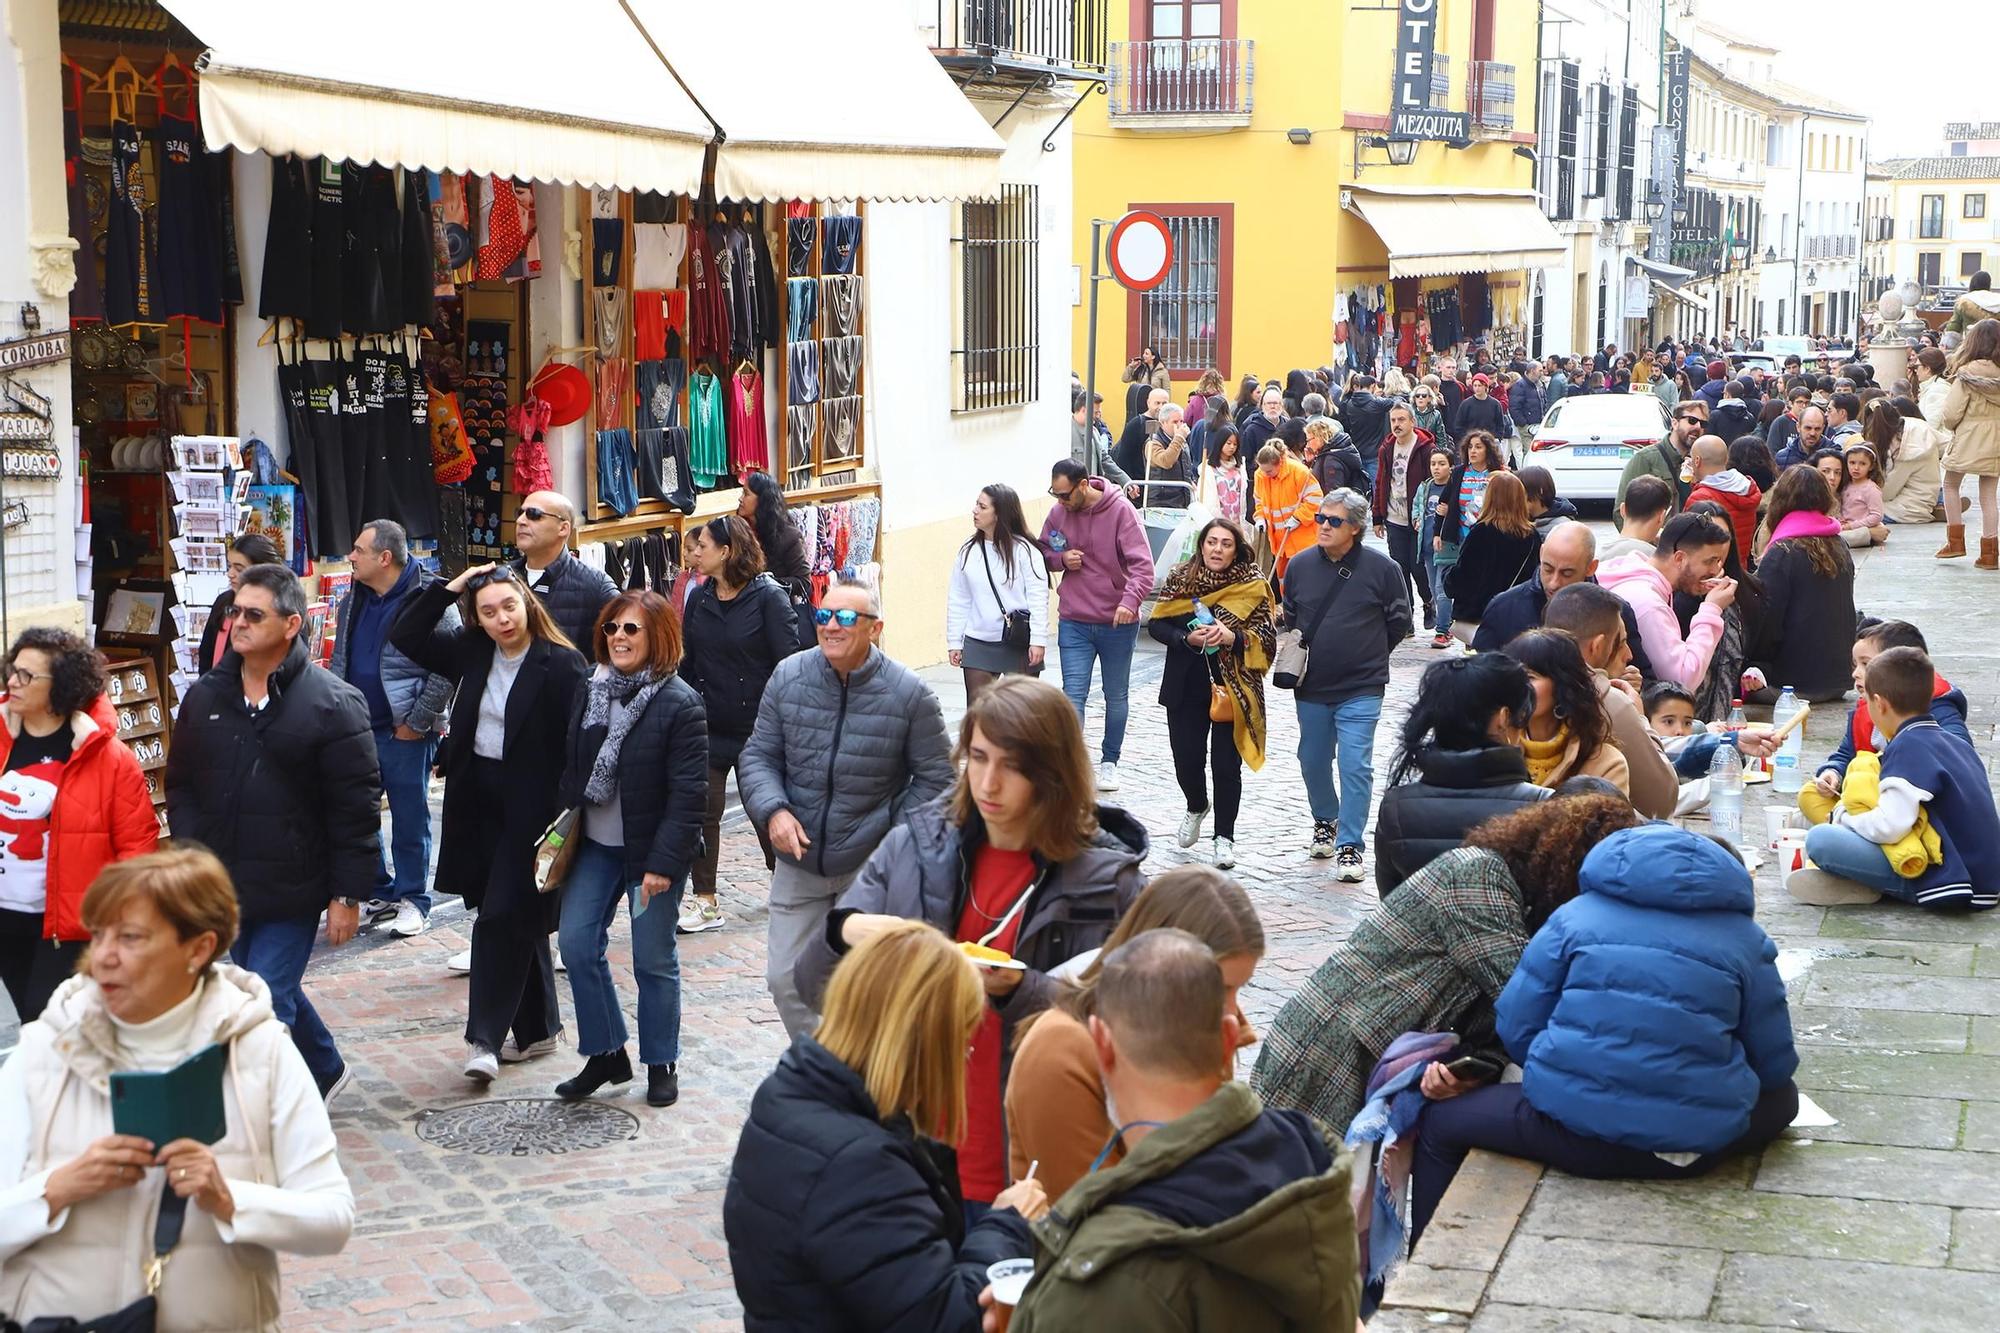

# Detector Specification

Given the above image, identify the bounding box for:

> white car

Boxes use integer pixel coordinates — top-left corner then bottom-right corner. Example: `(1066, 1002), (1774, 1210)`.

(1526, 393), (1670, 502)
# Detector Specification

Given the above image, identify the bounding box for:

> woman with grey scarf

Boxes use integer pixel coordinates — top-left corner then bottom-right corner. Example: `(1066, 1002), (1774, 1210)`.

(554, 589), (710, 1107)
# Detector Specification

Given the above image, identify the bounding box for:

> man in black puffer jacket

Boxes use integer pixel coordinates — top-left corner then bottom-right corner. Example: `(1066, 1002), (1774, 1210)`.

(739, 579), (954, 1038)
(512, 490), (619, 647)
(165, 565), (381, 1098)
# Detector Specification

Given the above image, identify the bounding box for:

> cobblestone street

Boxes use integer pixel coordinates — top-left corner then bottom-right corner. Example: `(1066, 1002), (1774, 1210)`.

(7, 522), (1995, 1331)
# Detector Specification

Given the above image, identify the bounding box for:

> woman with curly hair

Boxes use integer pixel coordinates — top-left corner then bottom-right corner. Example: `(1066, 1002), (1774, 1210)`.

(1147, 518), (1277, 868)
(1252, 794), (1643, 1133)
(0, 628), (158, 1022)
(1502, 629), (1629, 793)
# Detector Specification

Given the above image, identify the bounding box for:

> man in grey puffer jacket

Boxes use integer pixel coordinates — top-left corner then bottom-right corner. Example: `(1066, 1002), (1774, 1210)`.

(738, 577), (954, 1036)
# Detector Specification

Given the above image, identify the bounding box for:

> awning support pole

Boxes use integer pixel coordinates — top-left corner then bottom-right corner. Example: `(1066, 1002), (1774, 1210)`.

(992, 74), (1056, 130)
(619, 0), (728, 144)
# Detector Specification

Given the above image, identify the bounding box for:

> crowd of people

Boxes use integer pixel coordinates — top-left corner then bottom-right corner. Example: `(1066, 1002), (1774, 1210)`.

(3, 310), (1998, 1327)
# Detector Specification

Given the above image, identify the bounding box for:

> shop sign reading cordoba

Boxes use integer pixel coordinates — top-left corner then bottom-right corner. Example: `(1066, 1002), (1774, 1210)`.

(0, 331), (70, 372)
(1390, 0), (1469, 144)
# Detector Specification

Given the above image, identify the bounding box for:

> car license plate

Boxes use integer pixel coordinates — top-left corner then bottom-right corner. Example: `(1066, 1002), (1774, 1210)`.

(1574, 445), (1623, 457)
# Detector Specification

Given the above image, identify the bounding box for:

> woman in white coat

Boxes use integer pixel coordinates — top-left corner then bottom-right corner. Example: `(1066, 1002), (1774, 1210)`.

(945, 483), (1048, 703)
(0, 847), (353, 1331)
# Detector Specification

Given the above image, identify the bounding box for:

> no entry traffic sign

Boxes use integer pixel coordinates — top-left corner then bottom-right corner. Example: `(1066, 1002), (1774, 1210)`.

(1106, 211), (1174, 291)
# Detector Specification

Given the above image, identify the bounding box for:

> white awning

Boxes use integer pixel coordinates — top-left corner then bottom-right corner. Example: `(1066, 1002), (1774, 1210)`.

(164, 0), (712, 192)
(1630, 254), (1697, 286)
(1343, 187), (1566, 279)
(627, 0), (1005, 202)
(1651, 278), (1705, 311)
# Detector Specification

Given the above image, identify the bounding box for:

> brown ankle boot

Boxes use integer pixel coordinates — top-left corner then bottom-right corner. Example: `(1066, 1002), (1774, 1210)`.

(1937, 523), (1967, 558)
(1980, 539), (1999, 570)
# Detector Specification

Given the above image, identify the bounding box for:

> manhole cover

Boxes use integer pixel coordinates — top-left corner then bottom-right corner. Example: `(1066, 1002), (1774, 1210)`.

(415, 1098), (640, 1156)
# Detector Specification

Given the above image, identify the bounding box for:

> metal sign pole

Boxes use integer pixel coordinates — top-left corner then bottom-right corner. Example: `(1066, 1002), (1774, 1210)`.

(1085, 217), (1104, 472)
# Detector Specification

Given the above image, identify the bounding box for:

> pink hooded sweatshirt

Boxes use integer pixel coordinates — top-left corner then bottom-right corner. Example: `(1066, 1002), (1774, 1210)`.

(1038, 476), (1156, 623)
(1597, 551), (1725, 691)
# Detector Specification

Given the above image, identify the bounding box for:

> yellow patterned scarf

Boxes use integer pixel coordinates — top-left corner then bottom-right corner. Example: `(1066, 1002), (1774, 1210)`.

(1151, 563), (1277, 770)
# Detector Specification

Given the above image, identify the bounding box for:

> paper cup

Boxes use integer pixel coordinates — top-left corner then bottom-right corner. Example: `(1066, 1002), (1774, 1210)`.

(1777, 829), (1811, 874)
(1764, 807), (1791, 850)
(987, 1259), (1034, 1329)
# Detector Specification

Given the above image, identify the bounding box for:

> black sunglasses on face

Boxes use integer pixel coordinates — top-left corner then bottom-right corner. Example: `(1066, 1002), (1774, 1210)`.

(1315, 514), (1351, 527)
(227, 605), (275, 625)
(1047, 485), (1075, 500)
(600, 621), (646, 638)
(519, 506), (557, 522)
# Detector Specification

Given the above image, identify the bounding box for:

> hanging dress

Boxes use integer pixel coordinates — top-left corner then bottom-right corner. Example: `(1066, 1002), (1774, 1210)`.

(688, 369), (728, 488)
(728, 370), (770, 472)
(152, 64), (222, 325)
(103, 68), (150, 327)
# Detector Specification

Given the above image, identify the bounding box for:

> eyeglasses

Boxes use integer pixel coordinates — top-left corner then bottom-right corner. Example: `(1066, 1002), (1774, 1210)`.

(229, 606), (274, 625)
(814, 608), (878, 628)
(518, 506), (558, 523)
(1676, 414), (1706, 424)
(5, 667), (49, 686)
(599, 621), (646, 638)
(1315, 514), (1351, 527)
(1047, 486), (1075, 500)
(466, 569), (522, 592)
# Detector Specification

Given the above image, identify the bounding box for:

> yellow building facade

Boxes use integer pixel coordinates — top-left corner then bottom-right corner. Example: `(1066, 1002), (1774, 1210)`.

(1073, 0), (1548, 420)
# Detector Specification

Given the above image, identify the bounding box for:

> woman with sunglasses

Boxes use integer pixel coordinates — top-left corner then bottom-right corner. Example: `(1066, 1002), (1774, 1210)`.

(555, 591), (709, 1107)
(0, 629), (157, 1023)
(390, 563), (588, 1084)
(678, 515), (797, 935)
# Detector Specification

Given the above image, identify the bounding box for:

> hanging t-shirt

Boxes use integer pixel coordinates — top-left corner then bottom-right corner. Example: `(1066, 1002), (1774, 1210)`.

(953, 842), (1036, 1205)
(0, 729), (75, 915)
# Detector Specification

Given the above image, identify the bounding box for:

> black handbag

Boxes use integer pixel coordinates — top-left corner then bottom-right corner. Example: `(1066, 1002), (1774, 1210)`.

(979, 542), (1033, 652)
(7, 1188), (189, 1331)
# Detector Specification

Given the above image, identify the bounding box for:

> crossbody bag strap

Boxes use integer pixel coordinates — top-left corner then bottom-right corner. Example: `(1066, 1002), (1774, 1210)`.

(146, 1188), (191, 1294)
(978, 540), (1013, 613)
(1297, 555), (1355, 644)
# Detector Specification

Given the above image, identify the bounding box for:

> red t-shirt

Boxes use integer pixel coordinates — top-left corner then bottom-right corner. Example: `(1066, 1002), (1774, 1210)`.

(953, 843), (1036, 1204)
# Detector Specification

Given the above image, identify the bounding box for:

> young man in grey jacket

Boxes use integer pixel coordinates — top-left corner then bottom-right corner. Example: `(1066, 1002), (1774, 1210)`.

(1282, 488), (1412, 880)
(736, 578), (954, 1037)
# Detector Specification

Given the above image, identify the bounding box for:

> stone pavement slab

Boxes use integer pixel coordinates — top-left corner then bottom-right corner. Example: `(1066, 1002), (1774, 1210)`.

(1394, 526), (2000, 1330)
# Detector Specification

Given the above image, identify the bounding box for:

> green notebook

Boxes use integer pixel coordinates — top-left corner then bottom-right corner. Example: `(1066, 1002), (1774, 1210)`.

(109, 1042), (227, 1147)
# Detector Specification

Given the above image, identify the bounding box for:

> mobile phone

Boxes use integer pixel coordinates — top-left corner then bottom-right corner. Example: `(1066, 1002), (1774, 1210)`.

(1444, 1052), (1502, 1082)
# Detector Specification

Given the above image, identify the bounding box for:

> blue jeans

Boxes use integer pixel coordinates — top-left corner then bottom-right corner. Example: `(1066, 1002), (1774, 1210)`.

(1429, 561), (1455, 634)
(1296, 694), (1384, 847)
(1805, 824), (1916, 901)
(233, 913), (343, 1089)
(1057, 619), (1139, 765)
(558, 837), (685, 1066)
(373, 727), (438, 913)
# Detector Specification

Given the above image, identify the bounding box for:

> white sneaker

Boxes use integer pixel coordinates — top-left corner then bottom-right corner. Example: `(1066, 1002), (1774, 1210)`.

(463, 1045), (499, 1084)
(1097, 762), (1121, 792)
(446, 948), (472, 974)
(500, 1032), (563, 1064)
(1176, 809), (1205, 848)
(1213, 837), (1236, 869)
(678, 897), (726, 933)
(389, 902), (428, 937)
(554, 952), (566, 973)
(361, 897), (397, 923)
(321, 1064), (356, 1106)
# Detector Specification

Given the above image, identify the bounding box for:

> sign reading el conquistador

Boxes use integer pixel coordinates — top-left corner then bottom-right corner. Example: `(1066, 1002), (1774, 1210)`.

(1391, 0), (1469, 143)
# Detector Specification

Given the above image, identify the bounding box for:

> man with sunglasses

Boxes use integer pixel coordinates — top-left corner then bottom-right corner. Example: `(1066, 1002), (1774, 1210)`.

(737, 578), (953, 1038)
(1282, 488), (1412, 878)
(165, 564), (383, 1103)
(511, 491), (619, 648)
(1615, 399), (1708, 529)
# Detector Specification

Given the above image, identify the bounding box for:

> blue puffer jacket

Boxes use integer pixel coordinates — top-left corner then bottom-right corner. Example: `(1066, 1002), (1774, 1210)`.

(1497, 824), (1798, 1154)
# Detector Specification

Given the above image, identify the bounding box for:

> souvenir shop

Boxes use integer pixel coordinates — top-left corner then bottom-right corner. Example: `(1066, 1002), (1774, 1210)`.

(59, 5), (244, 826)
(1333, 272), (1531, 378)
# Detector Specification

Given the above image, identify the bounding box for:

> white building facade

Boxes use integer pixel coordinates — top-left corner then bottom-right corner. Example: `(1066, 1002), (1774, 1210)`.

(1759, 94), (1868, 343)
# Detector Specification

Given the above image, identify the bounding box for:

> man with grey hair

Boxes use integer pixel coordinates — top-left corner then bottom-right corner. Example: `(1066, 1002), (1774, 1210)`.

(1282, 487), (1411, 877)
(333, 519), (458, 936)
(738, 576), (953, 1036)
(1143, 401), (1196, 509)
(1114, 386), (1170, 490)
(1473, 519), (1657, 683)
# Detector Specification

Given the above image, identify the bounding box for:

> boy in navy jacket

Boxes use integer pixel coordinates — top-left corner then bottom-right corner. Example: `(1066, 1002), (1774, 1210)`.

(1790, 647), (2000, 910)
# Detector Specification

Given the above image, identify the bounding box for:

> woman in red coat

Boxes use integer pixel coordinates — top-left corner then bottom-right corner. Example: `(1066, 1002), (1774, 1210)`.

(0, 628), (158, 1020)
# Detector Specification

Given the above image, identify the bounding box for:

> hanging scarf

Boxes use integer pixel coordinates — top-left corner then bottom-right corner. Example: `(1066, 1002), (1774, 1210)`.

(1149, 558), (1277, 771)
(581, 664), (672, 804)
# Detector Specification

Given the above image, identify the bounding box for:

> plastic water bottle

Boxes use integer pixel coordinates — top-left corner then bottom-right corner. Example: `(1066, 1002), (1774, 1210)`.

(1191, 599), (1220, 654)
(1772, 686), (1805, 795)
(1727, 700), (1763, 776)
(1709, 741), (1745, 847)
